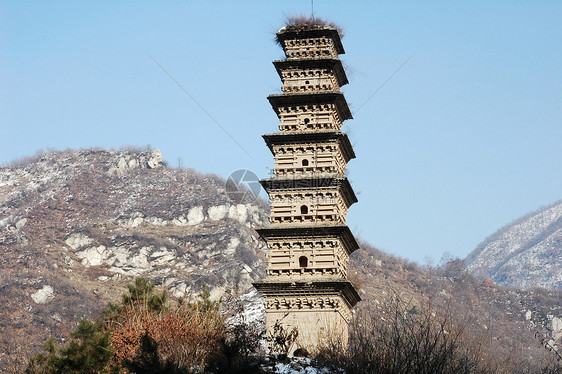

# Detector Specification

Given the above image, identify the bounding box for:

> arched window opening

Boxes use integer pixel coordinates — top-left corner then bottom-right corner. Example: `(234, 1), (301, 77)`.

(304, 118), (310, 124)
(300, 205), (308, 215)
(301, 159), (309, 167)
(293, 348), (309, 357)
(299, 256), (308, 268)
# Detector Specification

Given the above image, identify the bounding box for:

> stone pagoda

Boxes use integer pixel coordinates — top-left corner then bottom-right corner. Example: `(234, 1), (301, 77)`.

(253, 21), (360, 355)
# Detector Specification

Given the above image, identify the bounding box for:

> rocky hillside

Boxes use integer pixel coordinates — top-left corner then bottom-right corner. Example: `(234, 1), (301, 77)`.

(0, 149), (561, 370)
(0, 148), (269, 367)
(465, 201), (562, 290)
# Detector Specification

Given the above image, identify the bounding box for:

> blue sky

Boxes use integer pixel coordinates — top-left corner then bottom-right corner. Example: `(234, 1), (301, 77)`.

(1, 1), (561, 264)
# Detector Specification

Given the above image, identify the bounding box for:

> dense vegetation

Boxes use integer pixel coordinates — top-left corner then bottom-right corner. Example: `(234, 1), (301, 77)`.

(19, 278), (561, 374)
(24, 278), (263, 374)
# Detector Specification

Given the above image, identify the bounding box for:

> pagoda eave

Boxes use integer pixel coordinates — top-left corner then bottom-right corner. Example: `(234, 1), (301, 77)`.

(268, 92), (353, 121)
(273, 58), (348, 87)
(256, 224), (359, 254)
(260, 177), (357, 207)
(276, 28), (345, 55)
(253, 279), (361, 308)
(262, 131), (356, 162)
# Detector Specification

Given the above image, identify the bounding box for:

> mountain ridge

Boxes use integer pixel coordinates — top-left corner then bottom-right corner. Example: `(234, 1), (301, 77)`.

(465, 200), (562, 290)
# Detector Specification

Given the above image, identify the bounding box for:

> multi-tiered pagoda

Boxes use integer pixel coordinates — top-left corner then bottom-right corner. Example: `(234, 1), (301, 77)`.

(253, 21), (360, 355)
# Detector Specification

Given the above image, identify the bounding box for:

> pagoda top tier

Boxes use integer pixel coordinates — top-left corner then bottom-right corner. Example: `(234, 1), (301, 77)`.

(276, 20), (345, 59)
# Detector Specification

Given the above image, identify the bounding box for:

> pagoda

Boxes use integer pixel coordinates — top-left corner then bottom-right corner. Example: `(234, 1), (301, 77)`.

(253, 20), (360, 355)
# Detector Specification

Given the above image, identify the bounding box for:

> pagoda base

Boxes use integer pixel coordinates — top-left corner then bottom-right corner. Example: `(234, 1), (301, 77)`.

(254, 280), (359, 356)
(265, 303), (349, 356)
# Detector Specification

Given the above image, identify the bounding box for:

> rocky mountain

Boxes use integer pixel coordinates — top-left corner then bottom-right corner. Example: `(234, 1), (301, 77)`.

(0, 148), (269, 367)
(0, 149), (561, 370)
(466, 201), (562, 290)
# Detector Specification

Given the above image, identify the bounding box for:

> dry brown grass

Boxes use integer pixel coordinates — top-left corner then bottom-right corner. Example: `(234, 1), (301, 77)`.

(317, 295), (503, 374)
(278, 15), (344, 38)
(109, 303), (225, 370)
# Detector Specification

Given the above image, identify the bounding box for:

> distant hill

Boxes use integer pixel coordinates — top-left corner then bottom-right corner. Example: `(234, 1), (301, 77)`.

(465, 201), (562, 290)
(1, 149), (560, 370)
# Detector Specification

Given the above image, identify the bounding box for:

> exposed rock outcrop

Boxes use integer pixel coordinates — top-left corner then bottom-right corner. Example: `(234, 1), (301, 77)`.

(31, 285), (55, 304)
(107, 150), (163, 176)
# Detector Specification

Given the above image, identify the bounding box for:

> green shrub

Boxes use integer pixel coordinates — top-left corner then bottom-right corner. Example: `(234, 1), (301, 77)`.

(26, 320), (117, 374)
